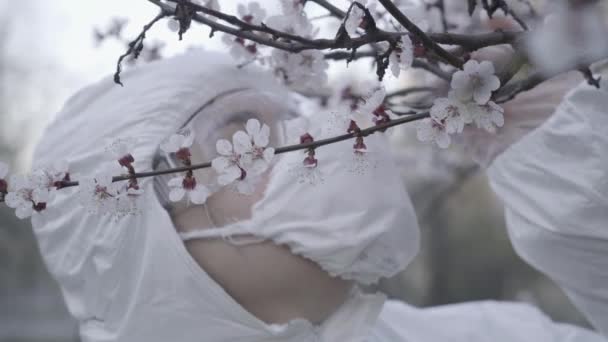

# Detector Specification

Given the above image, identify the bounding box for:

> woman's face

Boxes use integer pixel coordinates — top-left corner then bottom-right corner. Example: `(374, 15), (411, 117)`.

(184, 92), (288, 228)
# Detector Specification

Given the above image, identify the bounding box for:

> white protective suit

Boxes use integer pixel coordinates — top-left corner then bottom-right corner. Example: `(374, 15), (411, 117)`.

(31, 50), (608, 341)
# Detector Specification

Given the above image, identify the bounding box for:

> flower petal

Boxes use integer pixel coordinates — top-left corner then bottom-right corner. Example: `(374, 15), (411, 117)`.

(435, 131), (451, 149)
(473, 88), (492, 105)
(169, 187), (186, 202)
(486, 75), (501, 91)
(233, 131), (253, 155)
(389, 53), (401, 78)
(211, 156), (231, 173)
(246, 119), (261, 137)
(263, 147), (275, 163)
(16, 205), (33, 219)
(254, 124), (270, 147)
(182, 133), (195, 148)
(33, 188), (50, 203)
(167, 177), (183, 188)
(430, 98), (449, 121)
(216, 139), (233, 156)
(463, 59), (479, 73)
(416, 119), (434, 142)
(235, 179), (255, 195)
(4, 192), (22, 209)
(189, 185), (210, 205)
(218, 165), (241, 185)
(478, 60), (495, 76)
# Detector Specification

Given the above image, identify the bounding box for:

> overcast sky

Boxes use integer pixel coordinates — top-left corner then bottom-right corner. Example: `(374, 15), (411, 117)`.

(3, 0), (245, 166)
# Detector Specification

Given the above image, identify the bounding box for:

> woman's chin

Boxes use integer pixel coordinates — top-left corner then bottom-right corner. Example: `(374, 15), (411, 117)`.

(183, 237), (354, 325)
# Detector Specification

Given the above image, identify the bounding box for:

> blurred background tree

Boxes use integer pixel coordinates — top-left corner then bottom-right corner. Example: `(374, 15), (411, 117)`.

(0, 1), (78, 341)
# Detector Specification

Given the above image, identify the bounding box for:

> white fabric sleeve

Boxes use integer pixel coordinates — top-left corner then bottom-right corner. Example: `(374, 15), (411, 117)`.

(487, 79), (608, 335)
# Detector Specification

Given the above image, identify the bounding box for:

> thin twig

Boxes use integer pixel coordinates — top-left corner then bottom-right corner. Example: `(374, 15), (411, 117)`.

(377, 0), (463, 68)
(114, 11), (167, 85)
(26, 112), (430, 191)
(325, 50), (452, 81)
(386, 87), (436, 100)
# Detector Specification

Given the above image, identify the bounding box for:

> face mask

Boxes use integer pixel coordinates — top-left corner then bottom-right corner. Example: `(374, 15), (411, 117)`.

(178, 108), (421, 285)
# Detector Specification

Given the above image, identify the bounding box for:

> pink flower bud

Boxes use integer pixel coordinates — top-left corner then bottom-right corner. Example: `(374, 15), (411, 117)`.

(0, 179), (7, 194)
(300, 133), (314, 144)
(33, 202), (47, 213)
(303, 154), (318, 168)
(118, 154), (135, 167)
(347, 120), (361, 134)
(182, 175), (196, 191)
(175, 147), (192, 163)
(353, 136), (367, 153)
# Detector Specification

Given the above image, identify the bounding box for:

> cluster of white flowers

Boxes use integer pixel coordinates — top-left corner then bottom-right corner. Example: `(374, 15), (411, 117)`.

(3, 160), (70, 219)
(212, 118), (275, 194)
(161, 132), (211, 205)
(344, 2), (414, 79)
(388, 36), (414, 78)
(270, 49), (329, 92)
(221, 2), (267, 62)
(0, 118), (279, 220)
(417, 60), (503, 148)
(217, 0), (328, 92)
(77, 164), (140, 217)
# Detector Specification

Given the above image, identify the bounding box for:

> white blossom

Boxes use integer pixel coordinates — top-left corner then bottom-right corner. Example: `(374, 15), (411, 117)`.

(167, 176), (210, 205)
(353, 86), (390, 128)
(389, 35), (414, 78)
(212, 134), (251, 186)
(212, 119), (274, 194)
(450, 60), (500, 105)
(4, 160), (71, 219)
(5, 175), (37, 219)
(271, 49), (328, 91)
(237, 1), (266, 25)
(266, 0), (315, 38)
(345, 3), (365, 37)
(222, 35), (257, 61)
(77, 164), (140, 217)
(469, 101), (505, 133)
(430, 96), (471, 134)
(77, 170), (120, 215)
(245, 119), (275, 175)
(277, 0), (305, 16)
(160, 132), (194, 154)
(416, 117), (450, 149)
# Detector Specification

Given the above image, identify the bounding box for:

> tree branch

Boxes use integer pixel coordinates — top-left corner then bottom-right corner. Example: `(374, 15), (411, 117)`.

(8, 111), (430, 194)
(114, 11), (167, 85)
(377, 0), (463, 68)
